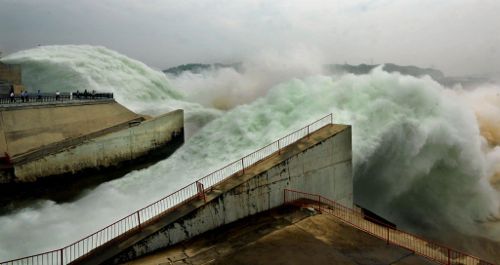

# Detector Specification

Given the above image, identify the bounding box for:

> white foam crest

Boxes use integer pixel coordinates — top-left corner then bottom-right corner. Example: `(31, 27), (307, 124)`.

(168, 47), (326, 109)
(1, 45), (183, 115)
(1, 45), (224, 137)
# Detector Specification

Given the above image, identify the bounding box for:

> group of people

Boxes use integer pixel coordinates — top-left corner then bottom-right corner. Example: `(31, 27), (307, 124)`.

(8, 87), (45, 103)
(7, 87), (62, 103)
(18, 90), (30, 102)
(3, 86), (105, 104)
(75, 89), (96, 99)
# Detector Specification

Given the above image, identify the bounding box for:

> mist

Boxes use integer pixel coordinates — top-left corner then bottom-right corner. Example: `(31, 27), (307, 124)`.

(1, 0), (500, 76)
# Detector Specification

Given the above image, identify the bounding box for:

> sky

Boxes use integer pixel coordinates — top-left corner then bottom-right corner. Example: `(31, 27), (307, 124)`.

(0, 0), (499, 76)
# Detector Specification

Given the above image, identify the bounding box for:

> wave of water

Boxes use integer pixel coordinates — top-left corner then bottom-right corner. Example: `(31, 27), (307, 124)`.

(1, 46), (499, 260)
(1, 45), (222, 138)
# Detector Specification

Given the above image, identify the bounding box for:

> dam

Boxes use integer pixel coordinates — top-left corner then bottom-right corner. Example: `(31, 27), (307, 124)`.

(0, 62), (184, 183)
(0, 114), (494, 265)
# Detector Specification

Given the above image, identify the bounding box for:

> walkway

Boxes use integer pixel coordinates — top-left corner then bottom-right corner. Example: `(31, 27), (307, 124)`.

(285, 190), (496, 265)
(121, 206), (434, 265)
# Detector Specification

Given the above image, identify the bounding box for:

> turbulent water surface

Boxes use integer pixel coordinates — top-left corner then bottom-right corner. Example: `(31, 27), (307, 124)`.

(1, 45), (499, 260)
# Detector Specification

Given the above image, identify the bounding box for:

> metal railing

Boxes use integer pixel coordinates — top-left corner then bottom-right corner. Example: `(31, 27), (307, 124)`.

(284, 189), (495, 265)
(0, 93), (113, 105)
(0, 114), (334, 265)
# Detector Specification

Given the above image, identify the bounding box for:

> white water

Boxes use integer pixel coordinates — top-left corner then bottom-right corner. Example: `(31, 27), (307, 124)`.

(1, 46), (499, 260)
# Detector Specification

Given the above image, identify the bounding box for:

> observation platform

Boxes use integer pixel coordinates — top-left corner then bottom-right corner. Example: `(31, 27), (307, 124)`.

(0, 95), (184, 183)
(0, 93), (114, 108)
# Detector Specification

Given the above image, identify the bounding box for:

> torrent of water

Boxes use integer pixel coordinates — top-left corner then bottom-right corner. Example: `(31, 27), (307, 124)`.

(0, 45), (499, 260)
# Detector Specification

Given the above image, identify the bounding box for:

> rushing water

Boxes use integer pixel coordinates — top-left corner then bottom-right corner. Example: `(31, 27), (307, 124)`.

(1, 45), (499, 260)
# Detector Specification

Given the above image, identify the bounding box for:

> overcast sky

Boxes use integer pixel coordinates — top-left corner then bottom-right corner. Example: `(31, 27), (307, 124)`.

(0, 0), (499, 76)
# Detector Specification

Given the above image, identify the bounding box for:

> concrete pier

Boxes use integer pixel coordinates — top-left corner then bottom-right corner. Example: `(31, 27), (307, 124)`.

(75, 124), (352, 264)
(0, 100), (184, 183)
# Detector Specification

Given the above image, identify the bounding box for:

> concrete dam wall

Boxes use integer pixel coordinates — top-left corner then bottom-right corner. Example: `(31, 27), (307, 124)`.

(14, 109), (183, 182)
(0, 100), (184, 183)
(76, 124), (352, 264)
(0, 62), (22, 96)
(0, 63), (22, 85)
(0, 100), (140, 157)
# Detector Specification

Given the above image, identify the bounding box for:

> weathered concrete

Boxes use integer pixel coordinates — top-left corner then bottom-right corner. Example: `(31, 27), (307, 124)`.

(73, 124), (352, 265)
(12, 109), (184, 182)
(0, 100), (140, 156)
(0, 63), (23, 96)
(0, 124), (7, 158)
(121, 207), (434, 265)
(0, 63), (22, 86)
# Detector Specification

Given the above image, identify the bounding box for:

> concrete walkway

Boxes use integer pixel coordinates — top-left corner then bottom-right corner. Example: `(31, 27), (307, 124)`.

(293, 197), (496, 265)
(121, 206), (434, 265)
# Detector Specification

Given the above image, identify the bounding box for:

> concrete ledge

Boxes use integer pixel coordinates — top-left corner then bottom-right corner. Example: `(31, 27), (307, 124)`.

(11, 116), (146, 165)
(0, 98), (115, 111)
(11, 109), (184, 182)
(121, 206), (435, 265)
(0, 100), (140, 156)
(73, 124), (352, 265)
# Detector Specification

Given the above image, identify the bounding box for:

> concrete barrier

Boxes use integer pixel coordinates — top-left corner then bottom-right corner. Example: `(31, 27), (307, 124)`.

(0, 63), (22, 86)
(13, 109), (184, 182)
(0, 100), (140, 156)
(79, 124), (352, 264)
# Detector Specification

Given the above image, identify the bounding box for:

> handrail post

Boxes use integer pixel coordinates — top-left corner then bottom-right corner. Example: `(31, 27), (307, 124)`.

(386, 227), (390, 245)
(318, 195), (321, 212)
(278, 140), (281, 154)
(330, 113), (333, 124)
(136, 212), (141, 228)
(60, 248), (63, 265)
(307, 125), (310, 138)
(241, 158), (245, 174)
(447, 249), (450, 265)
(196, 181), (206, 202)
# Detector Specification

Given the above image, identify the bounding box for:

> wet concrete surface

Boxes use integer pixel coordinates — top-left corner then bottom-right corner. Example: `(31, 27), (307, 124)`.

(122, 206), (435, 265)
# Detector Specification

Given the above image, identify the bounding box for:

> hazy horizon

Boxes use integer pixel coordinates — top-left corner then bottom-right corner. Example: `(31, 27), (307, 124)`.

(1, 0), (500, 76)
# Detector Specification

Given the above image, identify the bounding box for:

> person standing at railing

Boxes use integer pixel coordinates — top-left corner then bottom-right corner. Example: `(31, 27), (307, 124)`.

(9, 91), (14, 103)
(37, 90), (42, 101)
(24, 90), (29, 102)
(56, 90), (60, 101)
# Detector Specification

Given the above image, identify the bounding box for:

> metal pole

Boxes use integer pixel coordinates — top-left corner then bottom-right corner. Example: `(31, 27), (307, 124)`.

(447, 249), (450, 265)
(137, 212), (141, 228)
(386, 227), (390, 245)
(196, 182), (206, 202)
(318, 195), (321, 212)
(241, 159), (245, 174)
(60, 249), (63, 265)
